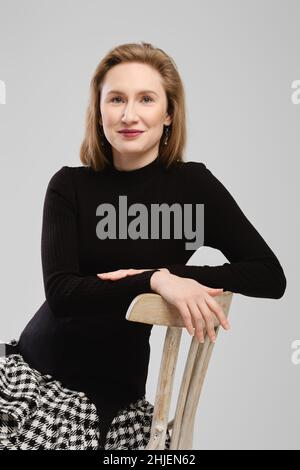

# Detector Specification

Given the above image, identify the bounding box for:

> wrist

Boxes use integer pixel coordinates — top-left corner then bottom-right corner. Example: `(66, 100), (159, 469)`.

(150, 270), (169, 293)
(158, 267), (170, 274)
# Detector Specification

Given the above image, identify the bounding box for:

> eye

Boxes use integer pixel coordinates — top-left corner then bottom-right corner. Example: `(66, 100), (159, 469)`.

(111, 95), (154, 103)
(111, 96), (122, 103)
(142, 95), (154, 103)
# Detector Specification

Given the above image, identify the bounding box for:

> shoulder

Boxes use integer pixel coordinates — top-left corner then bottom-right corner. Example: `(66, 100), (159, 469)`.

(165, 160), (217, 190)
(177, 160), (215, 186)
(47, 165), (90, 187)
(179, 160), (237, 203)
(182, 160), (208, 175)
(49, 165), (89, 177)
(45, 166), (85, 211)
(175, 159), (209, 174)
(46, 165), (69, 189)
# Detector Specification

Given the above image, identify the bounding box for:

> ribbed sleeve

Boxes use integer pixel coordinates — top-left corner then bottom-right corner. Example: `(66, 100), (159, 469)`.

(165, 163), (287, 299)
(41, 166), (159, 318)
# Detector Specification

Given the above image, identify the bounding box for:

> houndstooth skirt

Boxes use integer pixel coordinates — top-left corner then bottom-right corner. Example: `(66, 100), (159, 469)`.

(0, 347), (171, 450)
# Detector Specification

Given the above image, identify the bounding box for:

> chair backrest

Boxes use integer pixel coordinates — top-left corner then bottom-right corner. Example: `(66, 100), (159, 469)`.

(125, 290), (233, 450)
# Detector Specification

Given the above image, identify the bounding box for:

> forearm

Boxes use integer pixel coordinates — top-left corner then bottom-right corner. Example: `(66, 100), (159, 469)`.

(165, 257), (286, 299)
(46, 269), (161, 318)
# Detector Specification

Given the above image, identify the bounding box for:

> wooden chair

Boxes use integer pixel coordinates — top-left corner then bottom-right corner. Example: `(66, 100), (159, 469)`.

(125, 290), (233, 450)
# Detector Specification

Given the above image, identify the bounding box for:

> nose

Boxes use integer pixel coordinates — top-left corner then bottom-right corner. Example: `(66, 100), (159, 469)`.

(121, 101), (139, 123)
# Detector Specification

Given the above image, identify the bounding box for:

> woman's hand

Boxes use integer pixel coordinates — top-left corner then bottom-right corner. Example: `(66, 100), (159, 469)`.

(150, 271), (230, 343)
(97, 267), (170, 281)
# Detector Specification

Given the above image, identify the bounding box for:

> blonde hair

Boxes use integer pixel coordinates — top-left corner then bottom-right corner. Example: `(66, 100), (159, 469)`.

(80, 41), (187, 171)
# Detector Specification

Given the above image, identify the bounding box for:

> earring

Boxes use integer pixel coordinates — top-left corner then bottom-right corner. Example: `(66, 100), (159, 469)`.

(164, 126), (170, 145)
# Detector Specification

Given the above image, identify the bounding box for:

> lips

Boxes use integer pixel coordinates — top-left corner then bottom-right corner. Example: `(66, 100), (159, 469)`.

(118, 130), (144, 138)
(119, 130), (144, 134)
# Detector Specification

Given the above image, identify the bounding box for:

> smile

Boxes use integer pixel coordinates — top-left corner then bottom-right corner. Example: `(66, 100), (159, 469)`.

(118, 131), (144, 138)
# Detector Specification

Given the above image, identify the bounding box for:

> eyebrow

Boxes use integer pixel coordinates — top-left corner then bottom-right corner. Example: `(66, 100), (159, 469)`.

(106, 89), (159, 97)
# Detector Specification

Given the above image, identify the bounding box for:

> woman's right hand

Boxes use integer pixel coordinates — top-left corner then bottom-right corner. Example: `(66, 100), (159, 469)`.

(150, 271), (230, 343)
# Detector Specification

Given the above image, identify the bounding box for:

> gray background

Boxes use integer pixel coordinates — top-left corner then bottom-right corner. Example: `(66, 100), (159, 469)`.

(0, 0), (298, 450)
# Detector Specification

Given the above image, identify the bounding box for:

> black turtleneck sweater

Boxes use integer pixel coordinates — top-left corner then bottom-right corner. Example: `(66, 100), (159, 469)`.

(16, 155), (286, 442)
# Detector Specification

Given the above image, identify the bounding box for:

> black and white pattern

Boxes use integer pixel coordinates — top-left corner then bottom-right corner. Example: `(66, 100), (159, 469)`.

(105, 397), (171, 450)
(0, 350), (171, 450)
(0, 353), (100, 449)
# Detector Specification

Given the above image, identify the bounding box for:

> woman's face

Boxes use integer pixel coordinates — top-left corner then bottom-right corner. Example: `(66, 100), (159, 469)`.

(99, 62), (172, 166)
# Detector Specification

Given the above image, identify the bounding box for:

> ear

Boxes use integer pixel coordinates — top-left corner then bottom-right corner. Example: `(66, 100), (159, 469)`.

(164, 113), (172, 126)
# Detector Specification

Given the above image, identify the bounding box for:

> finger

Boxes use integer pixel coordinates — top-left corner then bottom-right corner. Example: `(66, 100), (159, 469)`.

(118, 269), (147, 277)
(187, 301), (205, 343)
(205, 295), (230, 330)
(177, 302), (194, 336)
(129, 269), (153, 274)
(202, 286), (224, 296)
(109, 270), (132, 280)
(97, 270), (122, 276)
(115, 269), (147, 276)
(97, 274), (121, 280)
(97, 268), (150, 280)
(209, 290), (224, 297)
(119, 269), (153, 276)
(97, 272), (117, 278)
(103, 269), (131, 275)
(198, 301), (216, 343)
(97, 270), (127, 280)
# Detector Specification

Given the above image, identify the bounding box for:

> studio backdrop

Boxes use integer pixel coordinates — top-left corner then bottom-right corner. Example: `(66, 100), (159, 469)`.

(0, 0), (298, 450)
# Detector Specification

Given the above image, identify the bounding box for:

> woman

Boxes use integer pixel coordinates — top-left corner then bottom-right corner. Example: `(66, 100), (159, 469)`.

(7, 41), (286, 448)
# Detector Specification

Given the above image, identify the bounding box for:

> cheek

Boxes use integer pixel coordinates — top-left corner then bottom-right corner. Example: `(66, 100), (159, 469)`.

(105, 116), (117, 127)
(145, 111), (166, 127)
(101, 106), (119, 125)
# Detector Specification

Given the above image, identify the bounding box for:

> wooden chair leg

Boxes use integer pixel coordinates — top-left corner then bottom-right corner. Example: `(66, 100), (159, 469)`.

(169, 334), (202, 449)
(177, 325), (221, 449)
(145, 327), (182, 450)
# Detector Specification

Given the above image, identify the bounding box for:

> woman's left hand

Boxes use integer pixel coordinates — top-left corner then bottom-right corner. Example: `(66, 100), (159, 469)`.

(97, 268), (170, 280)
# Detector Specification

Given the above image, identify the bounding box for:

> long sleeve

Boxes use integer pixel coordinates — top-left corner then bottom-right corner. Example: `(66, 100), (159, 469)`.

(41, 166), (159, 318)
(165, 163), (287, 299)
